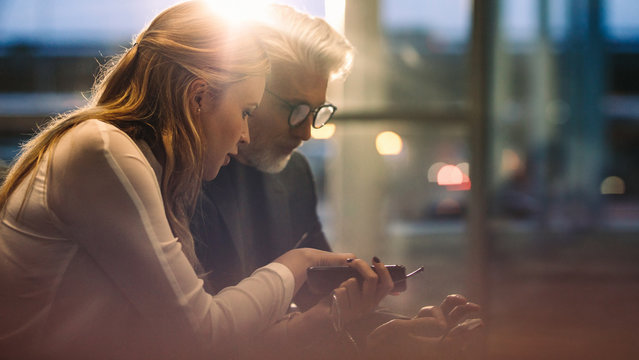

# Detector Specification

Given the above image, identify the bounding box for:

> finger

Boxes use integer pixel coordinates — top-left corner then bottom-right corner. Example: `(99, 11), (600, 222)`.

(332, 286), (349, 328)
(367, 319), (400, 343)
(371, 256), (393, 302)
(356, 258), (377, 311)
(347, 258), (378, 311)
(416, 305), (436, 318)
(318, 249), (355, 266)
(440, 294), (469, 316)
(335, 280), (352, 308)
(341, 277), (362, 319)
(416, 305), (447, 326)
(347, 257), (376, 279)
(338, 253), (357, 266)
(446, 318), (483, 339)
(448, 302), (481, 325)
(360, 270), (377, 313)
(405, 316), (447, 337)
(442, 318), (484, 356)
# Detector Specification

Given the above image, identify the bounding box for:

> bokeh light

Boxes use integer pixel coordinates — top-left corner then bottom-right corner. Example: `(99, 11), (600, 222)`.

(501, 148), (522, 177)
(446, 174), (471, 191)
(375, 131), (403, 155)
(601, 176), (625, 194)
(437, 164), (464, 185)
(311, 123), (336, 139)
(456, 162), (469, 175)
(427, 162), (447, 182)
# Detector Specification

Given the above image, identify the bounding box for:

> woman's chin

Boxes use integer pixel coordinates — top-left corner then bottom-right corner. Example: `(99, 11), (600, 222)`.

(203, 166), (221, 181)
(203, 155), (231, 181)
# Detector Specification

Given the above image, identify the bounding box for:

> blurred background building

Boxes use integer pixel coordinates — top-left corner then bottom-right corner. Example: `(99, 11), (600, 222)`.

(1, 0), (638, 359)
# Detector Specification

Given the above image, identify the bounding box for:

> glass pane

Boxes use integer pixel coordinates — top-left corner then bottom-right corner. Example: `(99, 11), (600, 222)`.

(488, 0), (639, 358)
(605, 0), (639, 41)
(343, 0), (472, 111)
(0, 0), (323, 150)
(490, 0), (639, 229)
(300, 119), (470, 314)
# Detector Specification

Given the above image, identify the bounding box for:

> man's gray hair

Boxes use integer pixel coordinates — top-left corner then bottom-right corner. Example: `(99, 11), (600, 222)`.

(257, 4), (354, 80)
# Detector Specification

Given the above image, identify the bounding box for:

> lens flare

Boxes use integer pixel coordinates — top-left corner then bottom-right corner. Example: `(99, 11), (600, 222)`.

(325, 0), (346, 34)
(202, 0), (270, 24)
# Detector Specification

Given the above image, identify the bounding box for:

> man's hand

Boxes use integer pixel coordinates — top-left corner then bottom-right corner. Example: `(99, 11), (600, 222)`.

(365, 294), (483, 360)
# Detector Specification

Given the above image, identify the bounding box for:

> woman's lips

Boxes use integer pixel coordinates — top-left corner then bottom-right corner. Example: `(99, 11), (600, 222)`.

(223, 154), (231, 166)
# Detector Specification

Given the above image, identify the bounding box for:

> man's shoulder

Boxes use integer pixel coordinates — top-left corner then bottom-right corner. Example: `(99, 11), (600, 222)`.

(283, 151), (312, 172)
(278, 151), (314, 180)
(207, 152), (314, 190)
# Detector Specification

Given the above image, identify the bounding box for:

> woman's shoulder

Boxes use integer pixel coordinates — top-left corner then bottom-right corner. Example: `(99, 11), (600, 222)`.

(60, 119), (138, 154)
(68, 119), (129, 145)
(54, 119), (143, 168)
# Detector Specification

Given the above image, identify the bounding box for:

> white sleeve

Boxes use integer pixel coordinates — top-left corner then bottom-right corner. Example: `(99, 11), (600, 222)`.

(47, 120), (294, 354)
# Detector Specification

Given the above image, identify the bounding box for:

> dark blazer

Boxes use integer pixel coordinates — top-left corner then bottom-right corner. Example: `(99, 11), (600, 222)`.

(191, 152), (330, 309)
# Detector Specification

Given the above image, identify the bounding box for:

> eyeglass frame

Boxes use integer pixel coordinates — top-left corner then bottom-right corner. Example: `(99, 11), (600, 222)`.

(264, 88), (337, 129)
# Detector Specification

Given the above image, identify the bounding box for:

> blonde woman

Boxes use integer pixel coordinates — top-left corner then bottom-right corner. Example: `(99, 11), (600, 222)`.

(0, 1), (393, 359)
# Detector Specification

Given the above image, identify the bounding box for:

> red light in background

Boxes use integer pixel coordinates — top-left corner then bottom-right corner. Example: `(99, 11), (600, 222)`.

(437, 165), (464, 185)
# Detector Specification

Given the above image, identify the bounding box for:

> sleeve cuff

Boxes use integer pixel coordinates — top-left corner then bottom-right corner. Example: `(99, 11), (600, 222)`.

(260, 262), (295, 310)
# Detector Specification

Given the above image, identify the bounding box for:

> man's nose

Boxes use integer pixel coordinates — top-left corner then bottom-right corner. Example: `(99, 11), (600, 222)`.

(290, 114), (312, 141)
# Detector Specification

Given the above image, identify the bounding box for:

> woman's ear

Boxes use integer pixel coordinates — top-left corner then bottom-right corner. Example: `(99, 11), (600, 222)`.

(188, 79), (208, 112)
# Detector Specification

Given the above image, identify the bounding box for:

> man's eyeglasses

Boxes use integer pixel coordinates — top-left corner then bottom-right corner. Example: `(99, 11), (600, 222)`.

(265, 88), (337, 129)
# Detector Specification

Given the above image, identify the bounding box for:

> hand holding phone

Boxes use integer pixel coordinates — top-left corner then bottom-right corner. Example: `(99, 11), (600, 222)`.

(306, 265), (423, 295)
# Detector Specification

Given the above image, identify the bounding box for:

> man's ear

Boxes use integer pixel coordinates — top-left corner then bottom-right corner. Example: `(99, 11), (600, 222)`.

(188, 79), (208, 111)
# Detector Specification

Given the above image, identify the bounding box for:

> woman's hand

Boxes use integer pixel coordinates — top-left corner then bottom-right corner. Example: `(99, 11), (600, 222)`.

(267, 256), (394, 357)
(273, 248), (355, 294)
(330, 257), (394, 327)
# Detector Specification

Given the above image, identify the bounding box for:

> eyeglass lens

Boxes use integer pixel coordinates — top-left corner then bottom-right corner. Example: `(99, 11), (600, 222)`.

(290, 105), (311, 127)
(314, 106), (334, 128)
(289, 104), (335, 128)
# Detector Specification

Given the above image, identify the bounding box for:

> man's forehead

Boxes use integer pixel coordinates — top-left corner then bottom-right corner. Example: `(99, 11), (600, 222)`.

(268, 64), (329, 104)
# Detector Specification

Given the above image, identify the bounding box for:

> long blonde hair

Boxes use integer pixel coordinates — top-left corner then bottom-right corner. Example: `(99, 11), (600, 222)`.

(0, 0), (269, 272)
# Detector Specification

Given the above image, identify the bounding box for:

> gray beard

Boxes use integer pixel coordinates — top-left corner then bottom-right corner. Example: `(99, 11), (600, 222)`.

(239, 146), (292, 174)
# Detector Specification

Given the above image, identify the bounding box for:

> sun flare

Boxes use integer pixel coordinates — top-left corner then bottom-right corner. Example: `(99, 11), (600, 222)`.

(202, 0), (271, 24)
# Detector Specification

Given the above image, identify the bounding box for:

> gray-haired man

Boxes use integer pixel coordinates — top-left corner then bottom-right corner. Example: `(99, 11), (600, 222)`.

(191, 5), (481, 359)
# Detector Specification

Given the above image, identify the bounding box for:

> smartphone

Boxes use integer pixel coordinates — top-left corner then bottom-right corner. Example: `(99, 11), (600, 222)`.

(306, 265), (407, 295)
